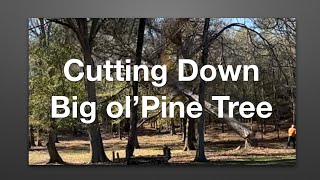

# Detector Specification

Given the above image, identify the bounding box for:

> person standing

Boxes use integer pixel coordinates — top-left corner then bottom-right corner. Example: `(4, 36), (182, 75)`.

(286, 124), (296, 149)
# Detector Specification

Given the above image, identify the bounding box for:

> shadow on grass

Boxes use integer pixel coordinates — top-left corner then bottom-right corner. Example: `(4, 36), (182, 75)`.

(204, 140), (243, 151)
(74, 158), (296, 166)
(169, 158), (296, 166)
(208, 158), (295, 166)
(204, 136), (291, 151)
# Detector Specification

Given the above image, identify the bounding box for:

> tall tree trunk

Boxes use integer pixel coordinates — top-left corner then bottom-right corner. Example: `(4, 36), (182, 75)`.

(46, 130), (64, 164)
(127, 18), (146, 157)
(38, 18), (46, 46)
(195, 18), (210, 162)
(50, 18), (108, 163)
(72, 125), (78, 136)
(77, 18), (109, 163)
(124, 118), (130, 133)
(36, 129), (42, 146)
(183, 116), (196, 151)
(271, 64), (280, 139)
(170, 118), (176, 135)
(289, 56), (296, 125)
(135, 135), (140, 149)
(253, 73), (263, 140)
(104, 113), (110, 133)
(221, 121), (225, 133)
(182, 117), (187, 142)
(88, 124), (109, 163)
(84, 50), (109, 163)
(55, 133), (59, 143)
(222, 81), (227, 133)
(29, 126), (36, 147)
(118, 122), (122, 140)
(260, 119), (264, 140)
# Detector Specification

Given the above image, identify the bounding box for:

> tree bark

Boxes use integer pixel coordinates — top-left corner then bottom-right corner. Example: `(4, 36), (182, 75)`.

(127, 18), (146, 157)
(182, 117), (187, 142)
(194, 18), (210, 162)
(29, 126), (36, 147)
(118, 122), (122, 140)
(104, 113), (110, 133)
(49, 18), (109, 162)
(83, 51), (109, 163)
(183, 116), (196, 151)
(72, 125), (78, 136)
(79, 19), (109, 163)
(38, 18), (46, 46)
(46, 130), (64, 164)
(55, 133), (59, 143)
(135, 135), (140, 149)
(36, 129), (42, 146)
(88, 124), (109, 163)
(170, 118), (176, 135)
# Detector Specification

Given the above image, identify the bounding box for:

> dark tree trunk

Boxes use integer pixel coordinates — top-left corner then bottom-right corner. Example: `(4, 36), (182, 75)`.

(182, 117), (187, 142)
(260, 118), (264, 140)
(118, 122), (122, 140)
(36, 129), (42, 146)
(135, 135), (140, 149)
(170, 118), (176, 135)
(73, 125), (78, 136)
(195, 18), (210, 162)
(263, 119), (266, 134)
(78, 19), (109, 163)
(55, 133), (59, 143)
(46, 130), (64, 164)
(291, 87), (296, 125)
(84, 51), (109, 163)
(38, 18), (47, 46)
(104, 113), (111, 133)
(183, 116), (196, 151)
(127, 18), (146, 157)
(29, 126), (36, 147)
(253, 74), (263, 140)
(124, 118), (130, 133)
(88, 124), (109, 163)
(271, 60), (281, 139)
(221, 121), (225, 133)
(222, 79), (226, 133)
(49, 18), (108, 163)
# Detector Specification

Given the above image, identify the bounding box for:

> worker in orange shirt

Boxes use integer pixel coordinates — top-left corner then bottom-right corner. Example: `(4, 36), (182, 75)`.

(286, 124), (296, 149)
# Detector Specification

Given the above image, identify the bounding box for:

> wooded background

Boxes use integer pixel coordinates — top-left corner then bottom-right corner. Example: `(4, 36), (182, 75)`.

(28, 18), (296, 165)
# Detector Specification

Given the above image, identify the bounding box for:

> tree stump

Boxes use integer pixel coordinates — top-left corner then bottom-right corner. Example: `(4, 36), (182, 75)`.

(163, 145), (171, 159)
